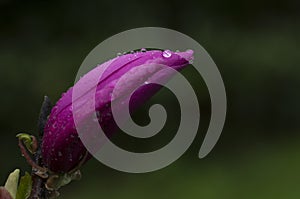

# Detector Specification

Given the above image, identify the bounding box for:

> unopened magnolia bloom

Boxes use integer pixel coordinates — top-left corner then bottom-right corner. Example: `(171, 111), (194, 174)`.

(42, 49), (194, 173)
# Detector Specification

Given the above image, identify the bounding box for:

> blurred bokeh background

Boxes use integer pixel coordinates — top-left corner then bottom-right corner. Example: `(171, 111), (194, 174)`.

(1, 0), (300, 198)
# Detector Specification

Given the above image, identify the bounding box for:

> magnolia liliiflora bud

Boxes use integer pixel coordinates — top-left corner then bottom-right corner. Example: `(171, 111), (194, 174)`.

(42, 49), (194, 173)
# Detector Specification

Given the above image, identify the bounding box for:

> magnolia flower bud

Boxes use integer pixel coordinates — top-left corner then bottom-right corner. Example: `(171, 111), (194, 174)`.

(42, 49), (194, 173)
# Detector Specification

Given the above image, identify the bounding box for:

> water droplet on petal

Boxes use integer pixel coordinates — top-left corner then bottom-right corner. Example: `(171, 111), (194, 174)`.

(145, 81), (149, 84)
(52, 122), (57, 129)
(96, 111), (101, 118)
(162, 50), (172, 58)
(117, 52), (122, 56)
(52, 106), (58, 114)
(130, 50), (135, 54)
(141, 48), (146, 52)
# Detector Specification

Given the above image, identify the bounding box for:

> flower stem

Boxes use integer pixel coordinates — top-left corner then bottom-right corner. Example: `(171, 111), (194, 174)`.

(29, 149), (47, 199)
(29, 96), (52, 199)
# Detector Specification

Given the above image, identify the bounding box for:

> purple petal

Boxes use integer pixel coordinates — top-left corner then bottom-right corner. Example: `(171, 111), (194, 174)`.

(42, 49), (193, 173)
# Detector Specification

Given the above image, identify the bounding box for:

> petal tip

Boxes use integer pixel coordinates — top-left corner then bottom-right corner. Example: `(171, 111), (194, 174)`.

(176, 49), (194, 62)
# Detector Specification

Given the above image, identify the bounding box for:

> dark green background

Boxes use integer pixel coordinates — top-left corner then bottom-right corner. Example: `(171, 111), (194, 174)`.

(1, 0), (299, 198)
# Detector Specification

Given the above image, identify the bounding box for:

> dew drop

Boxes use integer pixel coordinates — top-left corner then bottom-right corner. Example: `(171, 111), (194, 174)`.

(141, 48), (146, 52)
(96, 111), (101, 118)
(52, 122), (57, 129)
(162, 50), (172, 58)
(145, 81), (149, 85)
(52, 106), (58, 114)
(130, 50), (135, 54)
(117, 52), (122, 56)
